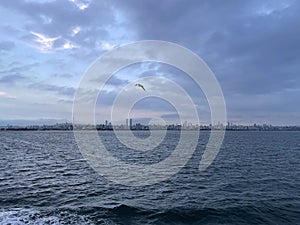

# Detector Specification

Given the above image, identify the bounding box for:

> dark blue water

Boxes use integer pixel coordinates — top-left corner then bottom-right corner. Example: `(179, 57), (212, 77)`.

(0, 131), (299, 224)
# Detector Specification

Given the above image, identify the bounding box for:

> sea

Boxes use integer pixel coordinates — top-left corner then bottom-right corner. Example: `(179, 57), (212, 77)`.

(0, 130), (299, 225)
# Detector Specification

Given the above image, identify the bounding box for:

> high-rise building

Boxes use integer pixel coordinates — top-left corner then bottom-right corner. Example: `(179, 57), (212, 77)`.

(129, 118), (133, 129)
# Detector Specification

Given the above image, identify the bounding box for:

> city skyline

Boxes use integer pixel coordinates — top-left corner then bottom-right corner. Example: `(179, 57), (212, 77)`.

(2, 116), (300, 131)
(2, 115), (300, 127)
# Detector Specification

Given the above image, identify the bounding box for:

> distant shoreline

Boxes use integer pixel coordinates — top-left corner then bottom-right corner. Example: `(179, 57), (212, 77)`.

(2, 129), (300, 132)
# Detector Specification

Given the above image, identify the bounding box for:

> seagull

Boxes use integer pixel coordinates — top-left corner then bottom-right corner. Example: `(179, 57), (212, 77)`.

(135, 83), (146, 91)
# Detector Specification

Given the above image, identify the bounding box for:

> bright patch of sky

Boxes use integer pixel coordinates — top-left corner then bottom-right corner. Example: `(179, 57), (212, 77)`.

(69, 0), (91, 10)
(255, 0), (293, 15)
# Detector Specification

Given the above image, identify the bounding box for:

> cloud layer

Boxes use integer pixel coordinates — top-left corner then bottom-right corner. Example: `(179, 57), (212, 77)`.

(0, 0), (299, 125)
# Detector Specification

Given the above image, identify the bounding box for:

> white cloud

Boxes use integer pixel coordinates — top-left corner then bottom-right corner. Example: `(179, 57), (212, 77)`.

(31, 32), (77, 51)
(62, 40), (77, 49)
(71, 26), (81, 36)
(0, 91), (16, 99)
(256, 2), (291, 16)
(30, 31), (60, 52)
(69, 0), (90, 10)
(101, 41), (115, 50)
(40, 14), (52, 24)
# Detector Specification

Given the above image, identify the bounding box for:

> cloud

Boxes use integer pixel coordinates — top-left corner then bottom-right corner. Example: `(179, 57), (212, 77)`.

(0, 62), (39, 74)
(0, 0), (119, 57)
(62, 40), (78, 49)
(0, 74), (26, 85)
(30, 31), (61, 52)
(96, 75), (129, 87)
(116, 0), (300, 94)
(0, 63), (38, 85)
(0, 91), (16, 99)
(0, 41), (15, 51)
(101, 41), (116, 50)
(71, 26), (81, 36)
(0, 0), (300, 124)
(107, 0), (300, 124)
(28, 83), (76, 97)
(30, 31), (80, 52)
(69, 0), (91, 10)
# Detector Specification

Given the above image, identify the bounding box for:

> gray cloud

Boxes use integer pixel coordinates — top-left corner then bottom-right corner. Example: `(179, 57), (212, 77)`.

(112, 0), (300, 123)
(0, 74), (26, 84)
(0, 62), (39, 74)
(0, 63), (39, 85)
(28, 83), (76, 97)
(91, 75), (129, 87)
(114, 0), (300, 94)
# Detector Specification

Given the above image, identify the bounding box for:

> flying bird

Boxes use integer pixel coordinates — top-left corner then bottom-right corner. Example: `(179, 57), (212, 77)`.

(135, 83), (146, 91)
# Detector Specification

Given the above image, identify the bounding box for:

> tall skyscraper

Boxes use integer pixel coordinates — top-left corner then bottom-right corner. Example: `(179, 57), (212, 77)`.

(129, 118), (133, 129)
(125, 119), (129, 129)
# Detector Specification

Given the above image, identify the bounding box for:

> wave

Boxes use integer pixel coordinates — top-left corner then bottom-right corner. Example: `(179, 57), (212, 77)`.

(77, 203), (299, 225)
(1, 203), (299, 225)
(0, 208), (95, 225)
(150, 205), (299, 225)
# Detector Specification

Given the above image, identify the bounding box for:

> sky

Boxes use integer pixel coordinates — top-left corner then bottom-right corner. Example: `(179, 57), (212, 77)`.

(0, 0), (299, 126)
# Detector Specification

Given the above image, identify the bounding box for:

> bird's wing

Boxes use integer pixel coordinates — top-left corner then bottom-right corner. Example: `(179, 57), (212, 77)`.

(134, 83), (146, 91)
